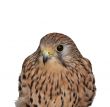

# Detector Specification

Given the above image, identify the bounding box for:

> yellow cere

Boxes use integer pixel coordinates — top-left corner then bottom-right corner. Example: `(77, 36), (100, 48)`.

(43, 49), (54, 56)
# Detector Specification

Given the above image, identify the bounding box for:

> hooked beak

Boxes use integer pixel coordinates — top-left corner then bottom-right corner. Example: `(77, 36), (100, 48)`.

(42, 50), (51, 64)
(43, 54), (49, 64)
(42, 49), (55, 64)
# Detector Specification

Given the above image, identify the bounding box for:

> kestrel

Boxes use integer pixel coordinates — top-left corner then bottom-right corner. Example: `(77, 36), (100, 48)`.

(16, 33), (96, 107)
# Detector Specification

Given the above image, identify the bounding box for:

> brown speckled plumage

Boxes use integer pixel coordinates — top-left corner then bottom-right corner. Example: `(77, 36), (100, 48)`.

(16, 33), (96, 107)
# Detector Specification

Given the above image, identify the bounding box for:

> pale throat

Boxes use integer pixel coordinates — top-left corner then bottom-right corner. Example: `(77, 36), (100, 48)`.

(39, 56), (66, 73)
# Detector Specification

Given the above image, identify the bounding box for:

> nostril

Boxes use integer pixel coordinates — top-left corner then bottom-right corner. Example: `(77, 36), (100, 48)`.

(48, 52), (51, 55)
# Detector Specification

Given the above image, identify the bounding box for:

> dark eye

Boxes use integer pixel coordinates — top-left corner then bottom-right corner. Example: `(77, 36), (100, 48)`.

(57, 45), (63, 51)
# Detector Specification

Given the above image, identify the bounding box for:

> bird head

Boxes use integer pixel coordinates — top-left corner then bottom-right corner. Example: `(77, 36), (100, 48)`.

(38, 33), (82, 66)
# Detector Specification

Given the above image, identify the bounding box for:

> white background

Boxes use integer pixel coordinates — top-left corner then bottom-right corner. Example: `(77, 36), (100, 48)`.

(0, 0), (110, 107)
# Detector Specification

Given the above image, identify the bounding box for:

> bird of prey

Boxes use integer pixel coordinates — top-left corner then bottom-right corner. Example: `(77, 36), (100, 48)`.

(16, 33), (96, 107)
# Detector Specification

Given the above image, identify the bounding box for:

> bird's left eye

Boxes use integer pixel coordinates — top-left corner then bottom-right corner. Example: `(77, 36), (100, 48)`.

(57, 45), (63, 52)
